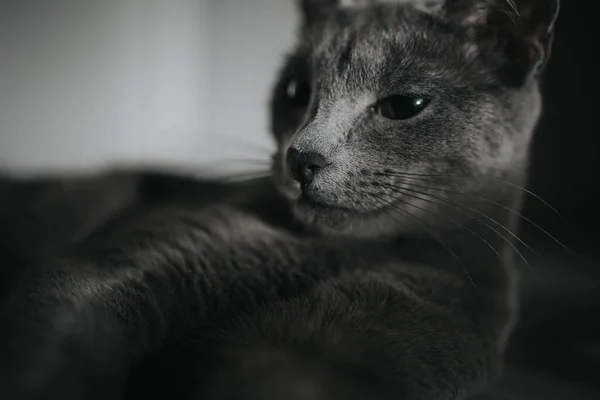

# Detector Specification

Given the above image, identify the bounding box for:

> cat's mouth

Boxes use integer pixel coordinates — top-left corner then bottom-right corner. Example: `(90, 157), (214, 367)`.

(296, 194), (360, 214)
(271, 151), (413, 234)
(277, 175), (372, 216)
(290, 191), (421, 237)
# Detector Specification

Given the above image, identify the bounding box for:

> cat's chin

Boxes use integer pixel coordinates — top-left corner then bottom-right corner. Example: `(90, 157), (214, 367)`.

(273, 170), (424, 238)
(289, 197), (407, 239)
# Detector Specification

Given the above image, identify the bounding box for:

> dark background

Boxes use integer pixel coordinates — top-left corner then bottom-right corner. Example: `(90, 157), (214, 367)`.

(526, 0), (599, 241)
(501, 0), (600, 393)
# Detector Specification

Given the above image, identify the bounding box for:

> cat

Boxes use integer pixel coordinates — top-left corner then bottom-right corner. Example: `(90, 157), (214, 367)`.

(0, 0), (560, 399)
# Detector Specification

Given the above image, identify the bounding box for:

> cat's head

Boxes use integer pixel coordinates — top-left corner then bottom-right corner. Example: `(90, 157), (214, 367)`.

(270, 0), (559, 237)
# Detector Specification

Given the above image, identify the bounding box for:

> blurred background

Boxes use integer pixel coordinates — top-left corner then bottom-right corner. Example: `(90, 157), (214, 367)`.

(0, 0), (295, 174)
(1, 0), (599, 396)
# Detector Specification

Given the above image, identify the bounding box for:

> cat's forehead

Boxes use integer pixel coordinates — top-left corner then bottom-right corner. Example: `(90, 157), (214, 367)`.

(304, 3), (451, 71)
(338, 0), (442, 12)
(305, 1), (444, 54)
(295, 1), (481, 95)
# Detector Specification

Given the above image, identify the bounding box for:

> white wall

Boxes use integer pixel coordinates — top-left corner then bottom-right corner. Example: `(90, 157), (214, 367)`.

(0, 0), (297, 174)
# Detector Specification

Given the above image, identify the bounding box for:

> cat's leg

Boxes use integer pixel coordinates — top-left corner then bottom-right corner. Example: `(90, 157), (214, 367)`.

(0, 207), (346, 400)
(0, 205), (511, 400)
(200, 266), (511, 400)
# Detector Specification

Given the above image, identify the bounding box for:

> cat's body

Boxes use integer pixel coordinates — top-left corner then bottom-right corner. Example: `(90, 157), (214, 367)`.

(0, 171), (505, 400)
(0, 0), (559, 399)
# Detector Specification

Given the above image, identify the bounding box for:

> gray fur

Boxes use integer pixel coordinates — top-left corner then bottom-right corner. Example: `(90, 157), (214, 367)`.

(0, 0), (559, 399)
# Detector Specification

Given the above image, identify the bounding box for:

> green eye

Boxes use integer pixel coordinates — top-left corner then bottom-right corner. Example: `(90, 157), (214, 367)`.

(374, 95), (429, 120)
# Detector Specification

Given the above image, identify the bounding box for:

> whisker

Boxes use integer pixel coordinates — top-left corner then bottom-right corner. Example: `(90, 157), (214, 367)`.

(216, 158), (272, 167)
(389, 181), (539, 256)
(215, 133), (275, 156)
(371, 193), (478, 291)
(376, 170), (571, 228)
(382, 183), (538, 280)
(221, 170), (271, 183)
(389, 176), (575, 254)
(379, 189), (501, 258)
(190, 164), (269, 179)
(503, 0), (521, 21)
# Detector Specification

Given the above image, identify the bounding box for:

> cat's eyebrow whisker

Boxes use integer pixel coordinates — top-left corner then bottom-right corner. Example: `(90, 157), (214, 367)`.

(371, 193), (478, 291)
(385, 175), (575, 255)
(504, 0), (521, 20)
(381, 183), (538, 281)
(375, 170), (571, 228)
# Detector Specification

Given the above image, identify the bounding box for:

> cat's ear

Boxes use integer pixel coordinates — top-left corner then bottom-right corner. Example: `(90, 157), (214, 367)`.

(299, 0), (374, 25)
(445, 0), (560, 84)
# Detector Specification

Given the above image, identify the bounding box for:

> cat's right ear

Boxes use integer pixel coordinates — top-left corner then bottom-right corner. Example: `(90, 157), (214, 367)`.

(444, 0), (560, 85)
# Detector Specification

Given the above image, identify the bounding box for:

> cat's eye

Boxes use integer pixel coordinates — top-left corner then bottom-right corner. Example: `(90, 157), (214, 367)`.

(373, 95), (429, 120)
(285, 78), (311, 107)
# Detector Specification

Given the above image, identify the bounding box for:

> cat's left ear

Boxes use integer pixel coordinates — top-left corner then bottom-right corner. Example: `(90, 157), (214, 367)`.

(445, 0), (560, 84)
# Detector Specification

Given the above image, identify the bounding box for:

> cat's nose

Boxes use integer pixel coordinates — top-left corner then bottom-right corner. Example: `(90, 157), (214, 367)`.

(286, 147), (328, 186)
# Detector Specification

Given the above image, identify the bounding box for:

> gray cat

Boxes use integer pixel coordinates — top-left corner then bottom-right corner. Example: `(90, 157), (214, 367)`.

(0, 0), (559, 399)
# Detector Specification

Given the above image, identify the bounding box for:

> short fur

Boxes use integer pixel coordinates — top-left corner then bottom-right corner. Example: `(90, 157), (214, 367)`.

(0, 0), (559, 399)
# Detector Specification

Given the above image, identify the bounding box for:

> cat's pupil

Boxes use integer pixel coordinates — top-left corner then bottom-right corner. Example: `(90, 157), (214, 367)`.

(285, 78), (311, 107)
(375, 95), (429, 120)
